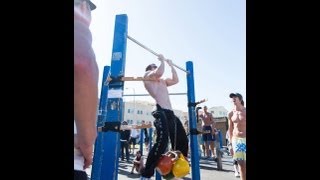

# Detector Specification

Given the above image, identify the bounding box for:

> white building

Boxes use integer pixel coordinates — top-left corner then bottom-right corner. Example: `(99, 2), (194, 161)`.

(97, 98), (227, 126)
(189, 106), (228, 122)
(207, 106), (228, 118)
(123, 100), (185, 125)
(123, 100), (155, 125)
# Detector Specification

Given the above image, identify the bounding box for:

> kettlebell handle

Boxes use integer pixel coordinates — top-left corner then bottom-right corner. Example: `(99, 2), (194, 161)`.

(164, 151), (179, 162)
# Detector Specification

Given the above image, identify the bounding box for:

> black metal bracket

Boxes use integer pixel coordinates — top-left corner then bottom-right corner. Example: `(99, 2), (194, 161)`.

(189, 128), (201, 135)
(187, 102), (197, 107)
(188, 99), (206, 107)
(188, 98), (207, 107)
(98, 122), (121, 132)
(109, 75), (124, 84)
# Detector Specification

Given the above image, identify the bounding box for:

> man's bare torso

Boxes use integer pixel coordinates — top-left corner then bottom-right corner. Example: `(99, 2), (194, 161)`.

(231, 108), (246, 138)
(143, 77), (172, 110)
(200, 112), (213, 126)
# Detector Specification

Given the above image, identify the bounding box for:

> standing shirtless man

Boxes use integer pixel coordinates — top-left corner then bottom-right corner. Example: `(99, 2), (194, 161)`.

(228, 93), (246, 180)
(199, 106), (216, 159)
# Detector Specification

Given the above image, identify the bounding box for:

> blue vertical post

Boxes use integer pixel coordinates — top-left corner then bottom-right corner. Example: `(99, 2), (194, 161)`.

(91, 66), (111, 180)
(218, 130), (223, 149)
(155, 171), (162, 180)
(91, 14), (128, 180)
(148, 128), (153, 151)
(186, 61), (201, 180)
(140, 129), (144, 155)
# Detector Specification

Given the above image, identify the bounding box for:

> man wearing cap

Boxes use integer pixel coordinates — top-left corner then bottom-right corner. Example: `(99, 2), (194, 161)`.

(228, 93), (246, 180)
(74, 0), (98, 180)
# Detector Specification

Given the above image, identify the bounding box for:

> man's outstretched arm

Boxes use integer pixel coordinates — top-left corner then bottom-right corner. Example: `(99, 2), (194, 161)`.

(165, 59), (179, 86)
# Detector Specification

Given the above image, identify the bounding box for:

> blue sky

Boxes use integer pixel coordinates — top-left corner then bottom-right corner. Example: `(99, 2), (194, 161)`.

(90, 0), (246, 112)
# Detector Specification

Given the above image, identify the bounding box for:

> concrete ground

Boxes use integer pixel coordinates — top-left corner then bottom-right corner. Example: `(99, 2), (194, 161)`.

(86, 146), (240, 180)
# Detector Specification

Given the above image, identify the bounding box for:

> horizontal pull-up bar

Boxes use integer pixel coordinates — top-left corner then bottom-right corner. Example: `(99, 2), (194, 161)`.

(123, 93), (187, 97)
(127, 35), (190, 74)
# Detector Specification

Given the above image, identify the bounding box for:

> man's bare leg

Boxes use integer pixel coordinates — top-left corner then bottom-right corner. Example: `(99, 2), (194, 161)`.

(205, 142), (210, 158)
(238, 160), (246, 180)
(210, 141), (215, 157)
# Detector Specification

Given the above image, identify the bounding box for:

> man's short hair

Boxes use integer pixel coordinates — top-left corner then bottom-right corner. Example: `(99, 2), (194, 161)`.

(145, 64), (157, 71)
(229, 93), (244, 106)
(74, 0), (96, 10)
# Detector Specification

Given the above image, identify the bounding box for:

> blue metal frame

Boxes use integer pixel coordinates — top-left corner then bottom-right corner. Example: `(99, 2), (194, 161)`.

(91, 14), (128, 180)
(91, 66), (111, 180)
(186, 61), (201, 180)
(148, 128), (153, 151)
(218, 130), (223, 148)
(140, 129), (144, 155)
(91, 14), (201, 180)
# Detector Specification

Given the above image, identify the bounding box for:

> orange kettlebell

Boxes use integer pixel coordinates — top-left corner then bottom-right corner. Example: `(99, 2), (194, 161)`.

(156, 151), (178, 176)
(172, 152), (190, 178)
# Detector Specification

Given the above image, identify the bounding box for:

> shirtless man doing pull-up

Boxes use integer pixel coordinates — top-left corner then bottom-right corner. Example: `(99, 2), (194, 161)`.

(140, 54), (188, 179)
